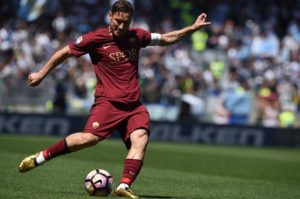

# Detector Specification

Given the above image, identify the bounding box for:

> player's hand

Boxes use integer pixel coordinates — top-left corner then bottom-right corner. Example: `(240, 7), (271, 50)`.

(28, 72), (44, 87)
(192, 13), (211, 29)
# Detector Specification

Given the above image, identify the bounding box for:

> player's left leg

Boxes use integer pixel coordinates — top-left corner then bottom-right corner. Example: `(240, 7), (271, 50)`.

(19, 99), (114, 173)
(18, 132), (103, 173)
(115, 128), (149, 199)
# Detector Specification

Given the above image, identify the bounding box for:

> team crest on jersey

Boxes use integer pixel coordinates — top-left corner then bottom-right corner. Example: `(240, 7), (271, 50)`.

(129, 37), (137, 45)
(75, 36), (83, 45)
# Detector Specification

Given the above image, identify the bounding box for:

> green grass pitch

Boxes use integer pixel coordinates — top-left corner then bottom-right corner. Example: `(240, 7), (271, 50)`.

(0, 134), (300, 199)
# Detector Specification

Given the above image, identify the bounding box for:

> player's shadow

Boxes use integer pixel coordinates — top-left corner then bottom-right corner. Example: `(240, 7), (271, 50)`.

(139, 196), (172, 199)
(139, 195), (213, 199)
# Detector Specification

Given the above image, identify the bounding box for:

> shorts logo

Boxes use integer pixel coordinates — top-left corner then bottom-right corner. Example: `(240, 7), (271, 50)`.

(92, 122), (100, 129)
(75, 36), (83, 45)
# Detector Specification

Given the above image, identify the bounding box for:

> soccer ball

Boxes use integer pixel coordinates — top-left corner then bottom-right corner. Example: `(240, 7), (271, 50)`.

(84, 169), (114, 197)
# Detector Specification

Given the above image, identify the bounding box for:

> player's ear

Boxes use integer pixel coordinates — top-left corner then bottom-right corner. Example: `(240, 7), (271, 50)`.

(108, 11), (112, 20)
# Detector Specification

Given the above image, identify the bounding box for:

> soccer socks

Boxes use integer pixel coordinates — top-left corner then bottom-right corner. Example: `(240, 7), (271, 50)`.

(35, 152), (46, 164)
(41, 138), (70, 161)
(119, 159), (143, 186)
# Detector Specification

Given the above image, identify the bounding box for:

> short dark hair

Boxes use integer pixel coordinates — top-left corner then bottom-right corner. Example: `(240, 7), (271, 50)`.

(111, 0), (134, 15)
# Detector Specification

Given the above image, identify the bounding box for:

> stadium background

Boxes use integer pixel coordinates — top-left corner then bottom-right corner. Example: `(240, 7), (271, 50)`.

(1, 1), (300, 199)
(1, 0), (300, 128)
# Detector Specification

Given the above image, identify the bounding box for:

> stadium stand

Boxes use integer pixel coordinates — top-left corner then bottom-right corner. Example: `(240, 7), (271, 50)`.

(1, 0), (300, 127)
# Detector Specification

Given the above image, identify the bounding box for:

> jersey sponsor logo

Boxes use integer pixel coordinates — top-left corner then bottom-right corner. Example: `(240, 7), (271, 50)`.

(75, 36), (83, 45)
(109, 48), (137, 64)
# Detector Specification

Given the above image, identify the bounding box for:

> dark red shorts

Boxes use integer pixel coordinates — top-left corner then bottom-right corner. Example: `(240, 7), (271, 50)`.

(83, 99), (150, 147)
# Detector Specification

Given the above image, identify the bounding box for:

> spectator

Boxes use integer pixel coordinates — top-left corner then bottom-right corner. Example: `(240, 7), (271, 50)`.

(2, 0), (300, 128)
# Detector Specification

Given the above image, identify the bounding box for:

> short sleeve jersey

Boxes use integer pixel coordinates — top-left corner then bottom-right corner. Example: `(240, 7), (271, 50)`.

(69, 27), (151, 104)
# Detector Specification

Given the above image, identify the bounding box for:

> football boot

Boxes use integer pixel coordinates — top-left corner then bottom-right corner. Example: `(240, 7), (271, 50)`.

(114, 187), (139, 198)
(18, 153), (40, 173)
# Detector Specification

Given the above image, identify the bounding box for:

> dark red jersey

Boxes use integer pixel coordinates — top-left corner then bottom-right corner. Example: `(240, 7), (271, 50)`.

(69, 27), (151, 104)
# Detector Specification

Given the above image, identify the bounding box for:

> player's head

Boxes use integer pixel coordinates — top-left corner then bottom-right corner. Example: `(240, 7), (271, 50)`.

(109, 0), (134, 37)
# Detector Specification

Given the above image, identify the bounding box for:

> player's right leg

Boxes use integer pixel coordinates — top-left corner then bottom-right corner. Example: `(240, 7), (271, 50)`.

(18, 132), (102, 173)
(114, 129), (149, 199)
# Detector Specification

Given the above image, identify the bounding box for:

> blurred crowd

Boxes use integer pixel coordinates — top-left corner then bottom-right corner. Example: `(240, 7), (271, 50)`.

(1, 0), (300, 128)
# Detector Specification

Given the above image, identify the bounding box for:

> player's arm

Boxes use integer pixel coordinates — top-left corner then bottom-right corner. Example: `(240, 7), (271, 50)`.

(28, 45), (73, 87)
(150, 13), (211, 46)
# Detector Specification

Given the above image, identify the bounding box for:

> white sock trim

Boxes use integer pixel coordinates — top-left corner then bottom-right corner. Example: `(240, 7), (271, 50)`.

(36, 152), (46, 165)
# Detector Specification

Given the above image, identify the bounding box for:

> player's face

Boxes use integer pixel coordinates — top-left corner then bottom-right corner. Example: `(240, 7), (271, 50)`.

(109, 11), (132, 37)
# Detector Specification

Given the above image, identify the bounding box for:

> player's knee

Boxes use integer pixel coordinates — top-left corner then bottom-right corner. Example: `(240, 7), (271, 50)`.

(131, 130), (149, 150)
(140, 131), (149, 146)
(79, 133), (100, 146)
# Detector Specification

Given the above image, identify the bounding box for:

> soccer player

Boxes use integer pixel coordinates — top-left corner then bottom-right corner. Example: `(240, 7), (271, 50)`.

(18, 0), (210, 198)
